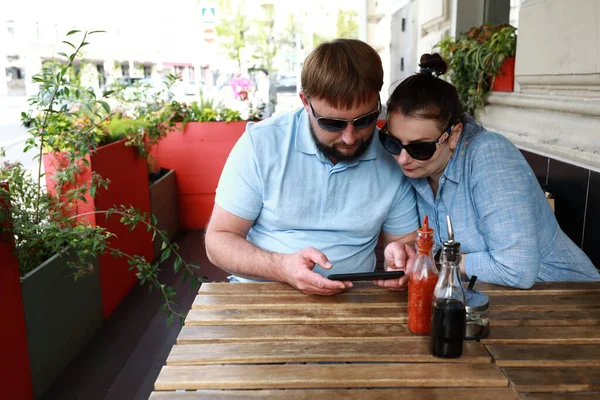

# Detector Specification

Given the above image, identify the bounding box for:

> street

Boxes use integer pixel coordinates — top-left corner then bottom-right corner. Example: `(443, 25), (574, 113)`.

(0, 96), (37, 171)
(0, 92), (301, 175)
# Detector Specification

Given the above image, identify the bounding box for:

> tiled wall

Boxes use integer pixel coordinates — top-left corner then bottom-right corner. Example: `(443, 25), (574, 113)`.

(521, 150), (599, 269)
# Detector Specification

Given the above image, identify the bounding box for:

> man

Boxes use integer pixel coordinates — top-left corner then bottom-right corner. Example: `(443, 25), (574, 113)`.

(205, 39), (419, 295)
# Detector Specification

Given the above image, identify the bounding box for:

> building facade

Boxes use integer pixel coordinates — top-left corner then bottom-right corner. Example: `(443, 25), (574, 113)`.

(1, 0), (211, 97)
(363, 0), (600, 268)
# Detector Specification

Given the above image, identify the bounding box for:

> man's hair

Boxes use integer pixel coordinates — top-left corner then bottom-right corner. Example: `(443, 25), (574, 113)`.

(301, 39), (383, 110)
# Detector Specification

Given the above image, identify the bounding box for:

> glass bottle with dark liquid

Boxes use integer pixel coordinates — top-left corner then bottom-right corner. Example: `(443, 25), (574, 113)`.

(430, 216), (466, 358)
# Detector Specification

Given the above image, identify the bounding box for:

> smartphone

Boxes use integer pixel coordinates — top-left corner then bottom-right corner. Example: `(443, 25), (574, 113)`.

(327, 271), (405, 282)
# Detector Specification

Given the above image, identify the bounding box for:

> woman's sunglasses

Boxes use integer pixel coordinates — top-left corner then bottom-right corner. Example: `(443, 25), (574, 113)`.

(309, 100), (381, 132)
(378, 122), (457, 161)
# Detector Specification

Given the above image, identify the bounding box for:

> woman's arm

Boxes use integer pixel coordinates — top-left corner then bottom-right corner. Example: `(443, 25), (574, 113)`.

(463, 134), (542, 289)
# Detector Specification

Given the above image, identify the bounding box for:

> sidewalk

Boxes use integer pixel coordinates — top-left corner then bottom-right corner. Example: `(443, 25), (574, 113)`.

(0, 95), (28, 143)
(0, 96), (36, 170)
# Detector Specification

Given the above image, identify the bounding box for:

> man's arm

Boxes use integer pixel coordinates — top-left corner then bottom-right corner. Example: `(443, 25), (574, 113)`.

(205, 204), (352, 295)
(373, 230), (418, 290)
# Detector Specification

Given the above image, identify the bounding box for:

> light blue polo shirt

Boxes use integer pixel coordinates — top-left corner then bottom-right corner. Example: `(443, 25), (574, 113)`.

(215, 108), (419, 281)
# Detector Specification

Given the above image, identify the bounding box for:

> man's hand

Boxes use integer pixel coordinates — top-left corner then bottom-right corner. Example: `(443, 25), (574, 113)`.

(280, 247), (353, 296)
(374, 242), (416, 290)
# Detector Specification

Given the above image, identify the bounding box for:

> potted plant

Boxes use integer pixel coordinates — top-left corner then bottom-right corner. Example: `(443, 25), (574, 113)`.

(107, 76), (182, 256)
(1, 154), (105, 399)
(436, 23), (517, 115)
(151, 97), (264, 229)
(0, 30), (203, 399)
(0, 180), (33, 400)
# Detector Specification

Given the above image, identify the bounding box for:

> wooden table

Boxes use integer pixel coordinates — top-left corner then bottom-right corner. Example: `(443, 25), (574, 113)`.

(150, 281), (600, 399)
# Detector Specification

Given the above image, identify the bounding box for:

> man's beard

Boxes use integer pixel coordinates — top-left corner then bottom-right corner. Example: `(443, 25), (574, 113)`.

(309, 124), (374, 162)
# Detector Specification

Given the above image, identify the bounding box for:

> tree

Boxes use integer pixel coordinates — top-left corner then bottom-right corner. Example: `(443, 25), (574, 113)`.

(336, 9), (359, 39)
(215, 0), (251, 67)
(248, 4), (277, 70)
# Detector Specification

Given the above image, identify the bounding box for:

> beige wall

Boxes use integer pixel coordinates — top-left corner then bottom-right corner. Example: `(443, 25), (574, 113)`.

(516, 0), (600, 77)
(481, 0), (600, 169)
(417, 0), (452, 56)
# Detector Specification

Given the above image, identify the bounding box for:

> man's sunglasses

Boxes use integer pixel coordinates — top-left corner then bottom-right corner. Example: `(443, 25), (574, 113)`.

(309, 100), (381, 132)
(378, 122), (458, 161)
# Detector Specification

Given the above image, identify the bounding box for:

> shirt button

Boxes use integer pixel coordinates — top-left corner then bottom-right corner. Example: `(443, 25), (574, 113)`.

(440, 177), (445, 183)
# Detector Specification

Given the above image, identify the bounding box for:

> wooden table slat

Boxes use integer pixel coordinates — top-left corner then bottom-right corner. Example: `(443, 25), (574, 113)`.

(483, 326), (600, 344)
(502, 366), (600, 392)
(486, 344), (600, 367)
(519, 393), (600, 399)
(489, 293), (600, 311)
(177, 324), (413, 344)
(193, 292), (600, 311)
(167, 340), (491, 365)
(192, 293), (405, 310)
(490, 309), (600, 326)
(198, 282), (600, 296)
(149, 388), (522, 399)
(154, 363), (508, 390)
(185, 308), (406, 326)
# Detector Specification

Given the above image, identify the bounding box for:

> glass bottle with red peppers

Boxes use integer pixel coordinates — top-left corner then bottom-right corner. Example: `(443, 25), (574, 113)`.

(407, 215), (438, 334)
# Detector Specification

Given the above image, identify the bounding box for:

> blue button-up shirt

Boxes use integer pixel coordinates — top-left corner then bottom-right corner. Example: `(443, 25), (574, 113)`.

(410, 117), (599, 288)
(216, 108), (419, 281)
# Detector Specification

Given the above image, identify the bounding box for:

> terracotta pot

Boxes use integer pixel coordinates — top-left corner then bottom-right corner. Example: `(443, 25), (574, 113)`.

(152, 121), (248, 229)
(491, 56), (515, 92)
(150, 169), (179, 258)
(43, 139), (153, 318)
(0, 182), (34, 400)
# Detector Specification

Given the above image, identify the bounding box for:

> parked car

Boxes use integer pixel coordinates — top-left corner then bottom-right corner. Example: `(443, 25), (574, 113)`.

(276, 75), (297, 93)
(172, 81), (203, 100)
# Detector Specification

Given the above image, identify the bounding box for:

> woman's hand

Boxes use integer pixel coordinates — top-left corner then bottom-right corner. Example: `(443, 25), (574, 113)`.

(374, 242), (417, 290)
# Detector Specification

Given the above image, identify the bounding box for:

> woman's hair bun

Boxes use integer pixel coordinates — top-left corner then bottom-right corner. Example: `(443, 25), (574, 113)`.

(418, 53), (447, 76)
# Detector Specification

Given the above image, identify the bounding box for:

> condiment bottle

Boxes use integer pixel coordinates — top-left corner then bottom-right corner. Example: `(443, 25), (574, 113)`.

(407, 215), (438, 334)
(430, 215), (466, 358)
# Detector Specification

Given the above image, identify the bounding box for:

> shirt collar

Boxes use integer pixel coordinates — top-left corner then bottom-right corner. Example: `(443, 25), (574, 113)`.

(440, 120), (478, 184)
(295, 108), (378, 163)
(409, 119), (478, 200)
(295, 108), (318, 155)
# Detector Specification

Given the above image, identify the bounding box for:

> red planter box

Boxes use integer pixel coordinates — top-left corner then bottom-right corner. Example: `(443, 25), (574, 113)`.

(0, 183), (34, 400)
(43, 139), (153, 318)
(153, 121), (248, 229)
(491, 56), (515, 92)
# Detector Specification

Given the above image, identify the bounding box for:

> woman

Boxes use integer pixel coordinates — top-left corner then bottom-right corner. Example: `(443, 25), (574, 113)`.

(380, 53), (599, 288)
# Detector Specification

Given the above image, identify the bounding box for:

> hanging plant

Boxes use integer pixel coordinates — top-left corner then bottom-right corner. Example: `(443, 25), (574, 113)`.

(436, 23), (517, 115)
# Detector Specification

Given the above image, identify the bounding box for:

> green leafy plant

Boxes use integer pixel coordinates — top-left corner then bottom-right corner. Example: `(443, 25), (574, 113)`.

(436, 23), (517, 114)
(108, 116), (148, 141)
(6, 30), (203, 324)
(218, 108), (242, 122)
(0, 157), (110, 276)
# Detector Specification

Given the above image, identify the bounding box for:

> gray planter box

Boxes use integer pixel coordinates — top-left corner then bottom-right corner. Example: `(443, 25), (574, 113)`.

(20, 252), (102, 399)
(150, 169), (179, 258)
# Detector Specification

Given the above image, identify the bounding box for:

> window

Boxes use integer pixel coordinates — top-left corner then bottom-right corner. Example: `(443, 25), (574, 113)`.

(97, 64), (106, 88)
(174, 66), (184, 78)
(7, 20), (14, 40)
(121, 63), (130, 77)
(402, 18), (406, 32)
(143, 65), (152, 78)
